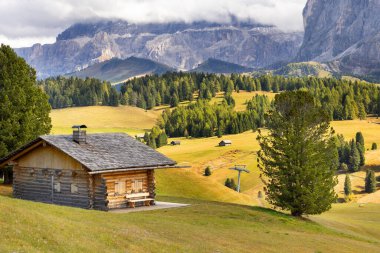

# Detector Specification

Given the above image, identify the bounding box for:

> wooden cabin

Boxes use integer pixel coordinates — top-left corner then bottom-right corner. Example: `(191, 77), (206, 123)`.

(170, 140), (181, 146)
(0, 126), (177, 211)
(135, 133), (145, 141)
(219, 140), (232, 146)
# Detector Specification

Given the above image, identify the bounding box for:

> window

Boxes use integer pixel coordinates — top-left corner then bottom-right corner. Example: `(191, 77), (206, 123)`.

(115, 180), (126, 195)
(54, 182), (61, 193)
(132, 179), (143, 193)
(71, 183), (78, 194)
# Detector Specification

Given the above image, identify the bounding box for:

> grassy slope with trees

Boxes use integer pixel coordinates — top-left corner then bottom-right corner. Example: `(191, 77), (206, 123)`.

(1, 46), (380, 251)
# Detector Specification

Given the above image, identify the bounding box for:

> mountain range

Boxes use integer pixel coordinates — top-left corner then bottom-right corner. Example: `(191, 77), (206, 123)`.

(15, 20), (302, 79)
(14, 0), (380, 81)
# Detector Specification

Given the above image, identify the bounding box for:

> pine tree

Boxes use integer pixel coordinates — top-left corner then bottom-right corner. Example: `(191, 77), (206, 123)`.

(148, 134), (156, 149)
(348, 140), (360, 172)
(257, 91), (337, 216)
(204, 166), (212, 176)
(184, 129), (189, 139)
(217, 127), (223, 138)
(339, 163), (349, 172)
(170, 93), (179, 107)
(230, 179), (237, 191)
(0, 45), (51, 183)
(365, 170), (376, 193)
(344, 174), (352, 196)
(355, 132), (365, 149)
(357, 142), (365, 166)
(109, 88), (120, 106)
(224, 178), (231, 188)
(157, 132), (168, 148)
(143, 132), (150, 143)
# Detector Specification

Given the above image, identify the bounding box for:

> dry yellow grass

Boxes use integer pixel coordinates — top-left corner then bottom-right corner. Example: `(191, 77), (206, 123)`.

(211, 91), (276, 111)
(51, 105), (160, 135)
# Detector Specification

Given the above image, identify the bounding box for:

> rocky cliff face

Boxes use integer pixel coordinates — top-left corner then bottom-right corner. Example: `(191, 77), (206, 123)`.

(15, 20), (303, 78)
(297, 0), (380, 78)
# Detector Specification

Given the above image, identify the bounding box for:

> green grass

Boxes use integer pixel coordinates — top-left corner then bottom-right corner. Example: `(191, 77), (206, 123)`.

(311, 203), (380, 243)
(0, 194), (379, 253)
(6, 104), (380, 252)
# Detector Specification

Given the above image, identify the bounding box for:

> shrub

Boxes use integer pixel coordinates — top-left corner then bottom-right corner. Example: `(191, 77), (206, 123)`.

(225, 178), (237, 191)
(224, 178), (231, 188)
(372, 143), (377, 150)
(204, 166), (212, 176)
(230, 179), (237, 191)
(339, 163), (348, 172)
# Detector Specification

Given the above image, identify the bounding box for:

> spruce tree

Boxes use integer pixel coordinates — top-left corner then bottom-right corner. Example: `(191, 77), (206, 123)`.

(257, 90), (337, 216)
(204, 166), (212, 176)
(170, 94), (179, 107)
(344, 174), (352, 196)
(355, 132), (365, 149)
(365, 170), (376, 193)
(348, 140), (360, 172)
(230, 179), (237, 191)
(339, 163), (348, 172)
(357, 142), (365, 166)
(0, 45), (51, 172)
(224, 178), (231, 188)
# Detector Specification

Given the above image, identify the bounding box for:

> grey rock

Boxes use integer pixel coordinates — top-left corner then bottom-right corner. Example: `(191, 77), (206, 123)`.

(15, 20), (303, 79)
(297, 0), (380, 77)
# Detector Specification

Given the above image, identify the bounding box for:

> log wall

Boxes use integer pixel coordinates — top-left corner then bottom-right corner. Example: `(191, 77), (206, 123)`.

(13, 166), (90, 208)
(13, 144), (91, 209)
(101, 170), (155, 209)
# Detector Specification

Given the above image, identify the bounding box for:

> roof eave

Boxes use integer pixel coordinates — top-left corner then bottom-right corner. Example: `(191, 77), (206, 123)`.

(88, 164), (188, 175)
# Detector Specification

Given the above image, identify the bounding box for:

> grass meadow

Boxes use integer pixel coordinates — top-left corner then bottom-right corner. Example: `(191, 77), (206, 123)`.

(3, 92), (378, 252)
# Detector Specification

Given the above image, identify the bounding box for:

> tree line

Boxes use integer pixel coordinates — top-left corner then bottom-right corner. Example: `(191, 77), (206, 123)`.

(38, 76), (119, 108)
(119, 72), (380, 120)
(37, 72), (380, 120)
(156, 94), (271, 138)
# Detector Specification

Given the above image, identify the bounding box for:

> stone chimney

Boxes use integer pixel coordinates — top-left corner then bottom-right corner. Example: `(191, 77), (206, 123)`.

(72, 125), (87, 144)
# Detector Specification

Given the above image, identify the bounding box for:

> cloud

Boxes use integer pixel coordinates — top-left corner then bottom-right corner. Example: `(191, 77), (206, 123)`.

(0, 0), (307, 48)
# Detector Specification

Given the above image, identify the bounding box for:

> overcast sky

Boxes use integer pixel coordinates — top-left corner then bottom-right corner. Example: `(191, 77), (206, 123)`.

(0, 0), (307, 48)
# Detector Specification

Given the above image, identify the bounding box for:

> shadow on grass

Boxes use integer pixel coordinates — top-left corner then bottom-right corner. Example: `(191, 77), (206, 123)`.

(157, 195), (319, 223)
(0, 183), (13, 198)
(363, 165), (380, 172)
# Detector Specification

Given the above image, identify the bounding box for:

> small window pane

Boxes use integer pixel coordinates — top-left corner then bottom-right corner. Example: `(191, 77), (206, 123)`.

(115, 180), (126, 194)
(71, 183), (78, 193)
(132, 179), (143, 192)
(54, 182), (61, 193)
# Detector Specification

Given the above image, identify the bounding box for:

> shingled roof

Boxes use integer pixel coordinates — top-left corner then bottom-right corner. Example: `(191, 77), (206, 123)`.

(0, 133), (176, 172)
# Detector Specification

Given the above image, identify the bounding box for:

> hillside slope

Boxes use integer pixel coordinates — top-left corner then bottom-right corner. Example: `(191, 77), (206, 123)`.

(273, 61), (332, 78)
(67, 57), (173, 84)
(191, 58), (252, 74)
(0, 194), (379, 252)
